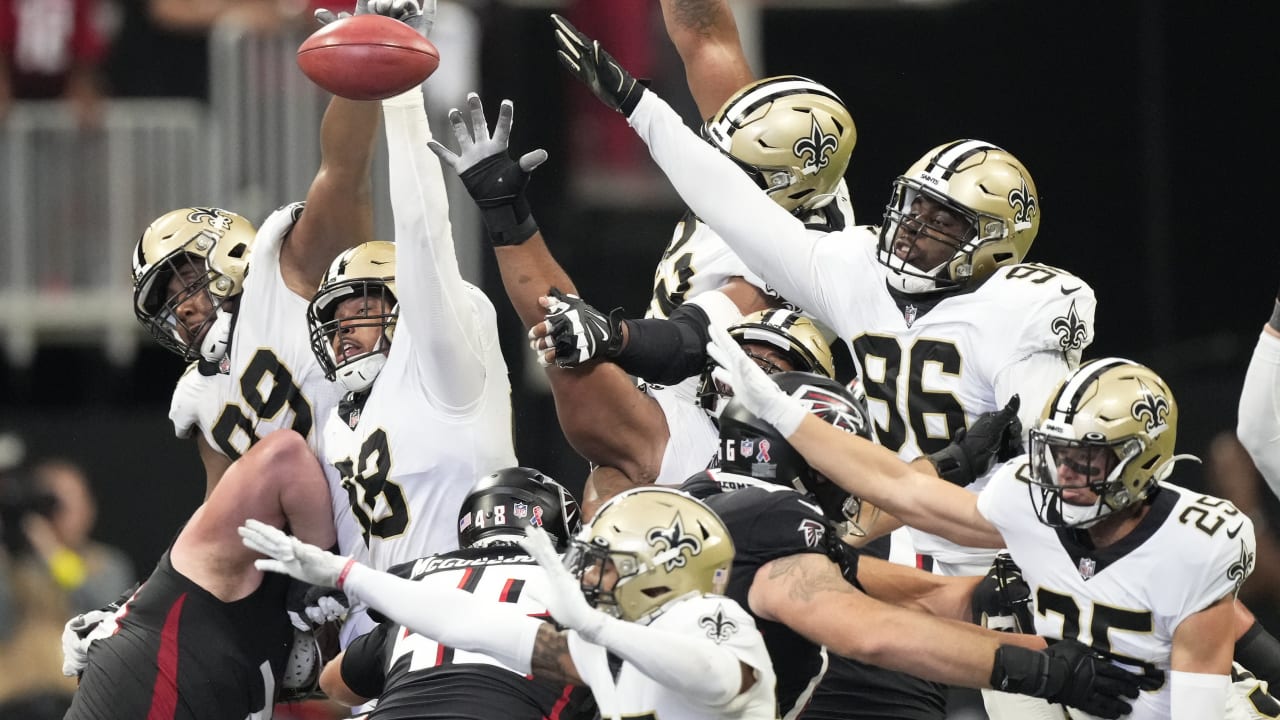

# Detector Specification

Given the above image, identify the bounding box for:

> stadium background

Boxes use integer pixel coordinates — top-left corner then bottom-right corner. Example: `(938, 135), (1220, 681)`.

(1, 0), (1277, 629)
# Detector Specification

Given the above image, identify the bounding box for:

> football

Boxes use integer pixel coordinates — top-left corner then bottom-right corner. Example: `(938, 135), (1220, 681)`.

(297, 14), (440, 101)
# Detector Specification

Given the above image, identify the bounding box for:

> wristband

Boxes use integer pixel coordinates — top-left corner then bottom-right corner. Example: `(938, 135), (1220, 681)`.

(336, 557), (357, 590)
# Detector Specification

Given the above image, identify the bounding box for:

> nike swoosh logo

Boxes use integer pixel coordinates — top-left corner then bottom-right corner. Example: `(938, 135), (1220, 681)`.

(1227, 522), (1245, 539)
(1060, 286), (1081, 295)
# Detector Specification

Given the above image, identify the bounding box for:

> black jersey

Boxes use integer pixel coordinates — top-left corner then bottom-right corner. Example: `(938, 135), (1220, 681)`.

(682, 470), (855, 719)
(339, 545), (594, 720)
(66, 550), (293, 720)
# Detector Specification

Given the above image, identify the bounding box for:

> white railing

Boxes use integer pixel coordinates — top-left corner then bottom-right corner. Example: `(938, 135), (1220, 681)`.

(0, 8), (482, 368)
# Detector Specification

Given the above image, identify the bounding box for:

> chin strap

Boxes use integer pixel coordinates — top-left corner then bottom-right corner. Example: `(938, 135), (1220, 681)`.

(200, 308), (236, 363)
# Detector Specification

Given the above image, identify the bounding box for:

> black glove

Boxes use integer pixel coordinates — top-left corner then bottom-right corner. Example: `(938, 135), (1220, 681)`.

(542, 287), (625, 366)
(926, 395), (1023, 486)
(286, 581), (350, 632)
(991, 639), (1146, 719)
(971, 552), (1033, 632)
(428, 94), (548, 246)
(551, 13), (645, 116)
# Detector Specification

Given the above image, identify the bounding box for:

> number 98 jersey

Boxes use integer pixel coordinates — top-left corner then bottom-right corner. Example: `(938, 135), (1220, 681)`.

(978, 463), (1257, 720)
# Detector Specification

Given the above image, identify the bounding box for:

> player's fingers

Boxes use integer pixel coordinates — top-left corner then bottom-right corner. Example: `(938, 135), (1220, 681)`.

(426, 140), (459, 168)
(528, 319), (552, 340)
(255, 558), (288, 575)
(446, 108), (471, 147)
(520, 149), (549, 173)
(492, 99), (514, 147)
(465, 93), (488, 142)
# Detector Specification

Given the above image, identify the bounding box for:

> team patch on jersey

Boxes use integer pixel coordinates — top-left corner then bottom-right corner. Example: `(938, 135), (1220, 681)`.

(903, 303), (918, 328)
(798, 519), (826, 548)
(1078, 556), (1097, 580)
(1228, 538), (1256, 591)
(698, 604), (739, 643)
(1051, 300), (1089, 351)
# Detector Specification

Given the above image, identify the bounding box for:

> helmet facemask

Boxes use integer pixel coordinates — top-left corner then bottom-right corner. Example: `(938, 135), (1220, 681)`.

(1026, 428), (1145, 529)
(878, 179), (1000, 294)
(699, 310), (835, 419)
(308, 281), (397, 393)
(136, 251), (240, 363)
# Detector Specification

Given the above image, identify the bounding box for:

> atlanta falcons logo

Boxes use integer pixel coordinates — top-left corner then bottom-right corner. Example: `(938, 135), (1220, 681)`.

(1007, 180), (1038, 226)
(797, 519), (825, 548)
(646, 514), (703, 571)
(187, 207), (233, 231)
(793, 115), (839, 175)
(699, 605), (739, 643)
(1130, 379), (1170, 434)
(795, 386), (866, 436)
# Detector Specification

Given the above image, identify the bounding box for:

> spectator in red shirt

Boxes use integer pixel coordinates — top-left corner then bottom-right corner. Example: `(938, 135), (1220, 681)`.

(0, 0), (110, 127)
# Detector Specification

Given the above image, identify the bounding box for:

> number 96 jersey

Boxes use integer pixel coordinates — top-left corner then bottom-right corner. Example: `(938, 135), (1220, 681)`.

(978, 462), (1257, 720)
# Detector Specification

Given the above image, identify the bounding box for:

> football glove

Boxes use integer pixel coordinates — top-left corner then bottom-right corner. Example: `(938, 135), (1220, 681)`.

(369, 0), (436, 37)
(707, 324), (807, 437)
(971, 552), (1033, 633)
(551, 13), (645, 116)
(286, 581), (350, 632)
(535, 287), (625, 367)
(61, 608), (116, 677)
(926, 395), (1023, 486)
(519, 526), (608, 643)
(991, 639), (1149, 719)
(428, 94), (548, 246)
(315, 0), (367, 26)
(239, 519), (354, 590)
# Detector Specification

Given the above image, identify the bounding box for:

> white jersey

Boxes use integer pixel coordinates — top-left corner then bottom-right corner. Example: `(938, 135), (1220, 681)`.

(167, 203), (360, 557)
(567, 594), (776, 720)
(626, 91), (1097, 569)
(323, 93), (516, 569)
(977, 462), (1257, 720)
(645, 376), (720, 486)
(645, 182), (855, 320)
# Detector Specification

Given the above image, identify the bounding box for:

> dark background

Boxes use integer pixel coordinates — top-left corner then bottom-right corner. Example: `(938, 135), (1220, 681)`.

(2, 0), (1277, 573)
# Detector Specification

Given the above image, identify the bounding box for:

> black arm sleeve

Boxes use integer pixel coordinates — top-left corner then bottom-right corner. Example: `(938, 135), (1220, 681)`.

(339, 622), (393, 701)
(1236, 619), (1280, 687)
(612, 303), (713, 385)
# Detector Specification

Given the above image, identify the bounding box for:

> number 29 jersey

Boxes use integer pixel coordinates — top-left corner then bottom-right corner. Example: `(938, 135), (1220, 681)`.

(168, 203), (360, 554)
(977, 463), (1257, 720)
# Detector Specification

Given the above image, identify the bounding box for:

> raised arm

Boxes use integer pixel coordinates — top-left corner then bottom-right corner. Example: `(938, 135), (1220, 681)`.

(1238, 320), (1280, 499)
(429, 95), (671, 505)
(658, 0), (755, 119)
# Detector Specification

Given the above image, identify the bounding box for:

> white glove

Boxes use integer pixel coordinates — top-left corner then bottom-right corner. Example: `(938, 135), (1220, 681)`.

(61, 608), (114, 677)
(239, 519), (353, 589)
(518, 527), (608, 642)
(369, 0), (437, 38)
(706, 324), (807, 436)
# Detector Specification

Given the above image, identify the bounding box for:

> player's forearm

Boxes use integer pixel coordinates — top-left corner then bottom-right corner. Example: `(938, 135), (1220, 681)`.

(493, 236), (577, 330)
(659, 0), (754, 118)
(626, 91), (820, 313)
(341, 563), (541, 673)
(586, 617), (745, 706)
(384, 89), (486, 408)
(1238, 328), (1280, 498)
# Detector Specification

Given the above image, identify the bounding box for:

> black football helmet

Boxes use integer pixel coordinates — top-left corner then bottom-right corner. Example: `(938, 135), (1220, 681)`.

(457, 467), (581, 551)
(719, 371), (871, 528)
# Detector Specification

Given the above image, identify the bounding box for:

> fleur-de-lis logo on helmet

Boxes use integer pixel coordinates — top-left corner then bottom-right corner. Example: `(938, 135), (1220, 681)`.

(186, 207), (233, 231)
(1007, 180), (1038, 226)
(1130, 379), (1171, 434)
(792, 115), (839, 175)
(699, 605), (739, 643)
(646, 513), (703, 572)
(1051, 301), (1088, 352)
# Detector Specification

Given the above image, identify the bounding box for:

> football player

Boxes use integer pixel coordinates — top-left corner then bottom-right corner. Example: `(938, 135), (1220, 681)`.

(1237, 290), (1280, 500)
(242, 486), (779, 720)
(552, 13), (1095, 575)
(64, 429), (338, 719)
(426, 93), (834, 518)
(316, 467), (595, 719)
(679, 367), (1146, 719)
(709, 327), (1277, 719)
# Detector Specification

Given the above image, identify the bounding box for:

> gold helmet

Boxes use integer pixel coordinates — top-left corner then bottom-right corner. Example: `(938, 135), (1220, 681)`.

(699, 308), (835, 417)
(567, 487), (734, 623)
(132, 207), (256, 362)
(878, 140), (1040, 294)
(704, 75), (856, 213)
(1026, 358), (1187, 529)
(307, 241), (398, 393)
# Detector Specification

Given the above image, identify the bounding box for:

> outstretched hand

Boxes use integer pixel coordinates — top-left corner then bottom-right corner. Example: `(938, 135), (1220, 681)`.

(428, 93), (547, 246)
(519, 526), (607, 641)
(368, 0), (436, 37)
(315, 0), (367, 26)
(239, 519), (353, 589)
(550, 14), (645, 116)
(707, 325), (807, 436)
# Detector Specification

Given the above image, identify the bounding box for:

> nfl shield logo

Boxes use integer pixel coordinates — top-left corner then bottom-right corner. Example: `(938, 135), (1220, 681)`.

(740, 439), (754, 458)
(513, 502), (528, 519)
(1078, 557), (1096, 579)
(903, 304), (918, 328)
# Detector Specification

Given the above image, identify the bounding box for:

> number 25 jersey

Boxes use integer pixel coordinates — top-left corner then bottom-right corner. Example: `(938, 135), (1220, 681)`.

(978, 463), (1256, 720)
